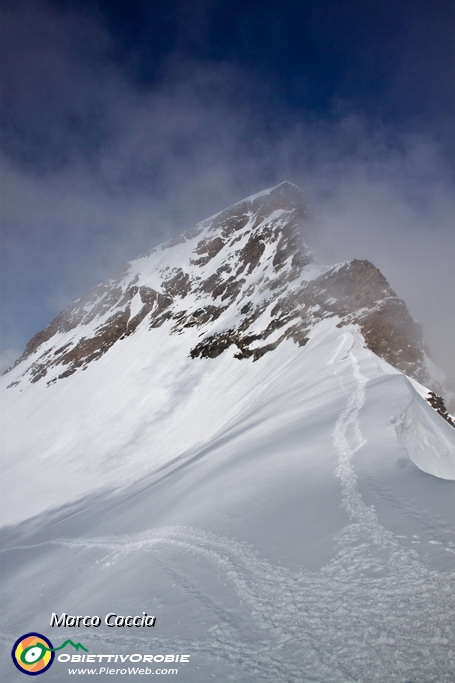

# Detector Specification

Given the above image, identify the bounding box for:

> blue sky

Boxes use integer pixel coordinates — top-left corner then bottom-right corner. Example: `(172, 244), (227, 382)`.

(0, 0), (454, 384)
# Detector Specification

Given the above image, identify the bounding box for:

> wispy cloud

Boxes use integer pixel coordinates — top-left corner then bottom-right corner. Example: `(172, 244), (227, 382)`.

(1, 0), (454, 394)
(0, 348), (19, 374)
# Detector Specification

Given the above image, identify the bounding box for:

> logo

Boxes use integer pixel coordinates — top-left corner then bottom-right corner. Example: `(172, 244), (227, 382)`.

(11, 633), (55, 676)
(12, 634), (88, 676)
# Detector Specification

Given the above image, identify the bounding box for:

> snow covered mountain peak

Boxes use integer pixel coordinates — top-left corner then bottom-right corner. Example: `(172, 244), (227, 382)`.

(3, 182), (443, 397)
(203, 180), (310, 214)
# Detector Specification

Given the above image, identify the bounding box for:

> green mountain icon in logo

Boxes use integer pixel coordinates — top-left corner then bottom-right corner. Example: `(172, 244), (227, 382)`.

(48, 639), (89, 653)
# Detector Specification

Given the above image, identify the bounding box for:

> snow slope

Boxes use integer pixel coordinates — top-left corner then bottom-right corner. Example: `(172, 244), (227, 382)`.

(2, 321), (455, 681)
(1, 183), (455, 681)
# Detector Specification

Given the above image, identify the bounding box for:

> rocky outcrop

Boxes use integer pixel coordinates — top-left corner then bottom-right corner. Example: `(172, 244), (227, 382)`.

(7, 283), (171, 385)
(4, 182), (443, 417)
(427, 392), (455, 428)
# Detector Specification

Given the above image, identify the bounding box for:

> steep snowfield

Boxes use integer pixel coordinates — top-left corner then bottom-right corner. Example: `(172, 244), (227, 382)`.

(2, 317), (454, 527)
(2, 319), (455, 681)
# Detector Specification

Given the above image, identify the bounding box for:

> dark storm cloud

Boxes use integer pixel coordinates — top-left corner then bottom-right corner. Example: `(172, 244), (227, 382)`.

(0, 0), (454, 396)
(0, 0), (118, 166)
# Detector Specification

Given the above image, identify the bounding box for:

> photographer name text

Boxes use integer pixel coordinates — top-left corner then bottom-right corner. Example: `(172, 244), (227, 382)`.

(50, 612), (156, 628)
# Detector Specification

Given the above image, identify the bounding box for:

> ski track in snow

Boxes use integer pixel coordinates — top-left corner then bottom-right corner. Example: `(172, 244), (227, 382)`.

(11, 520), (455, 682)
(4, 346), (455, 681)
(333, 349), (396, 547)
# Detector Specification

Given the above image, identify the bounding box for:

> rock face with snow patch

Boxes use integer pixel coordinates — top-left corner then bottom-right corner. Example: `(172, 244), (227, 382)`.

(3, 182), (435, 392)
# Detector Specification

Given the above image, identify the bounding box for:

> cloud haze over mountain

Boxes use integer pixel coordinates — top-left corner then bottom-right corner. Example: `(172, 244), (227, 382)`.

(1, 0), (454, 391)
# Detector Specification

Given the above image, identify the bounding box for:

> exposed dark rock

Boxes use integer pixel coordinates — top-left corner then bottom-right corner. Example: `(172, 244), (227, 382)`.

(198, 271), (222, 296)
(125, 287), (172, 336)
(149, 311), (174, 329)
(359, 301), (424, 378)
(30, 364), (49, 383)
(191, 236), (225, 266)
(237, 234), (266, 275)
(13, 282), (172, 383)
(284, 325), (309, 347)
(273, 227), (309, 272)
(212, 276), (245, 302)
(162, 269), (192, 297)
(176, 305), (226, 330)
(211, 212), (251, 238)
(54, 343), (72, 355)
(58, 310), (131, 372)
(427, 392), (455, 428)
(190, 332), (238, 359)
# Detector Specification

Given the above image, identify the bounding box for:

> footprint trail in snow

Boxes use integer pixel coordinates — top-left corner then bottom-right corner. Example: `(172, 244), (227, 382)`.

(4, 344), (455, 682)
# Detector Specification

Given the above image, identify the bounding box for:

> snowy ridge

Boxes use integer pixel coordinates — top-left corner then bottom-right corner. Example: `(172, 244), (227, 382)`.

(1, 323), (455, 681)
(2, 183), (455, 681)
(1, 316), (454, 529)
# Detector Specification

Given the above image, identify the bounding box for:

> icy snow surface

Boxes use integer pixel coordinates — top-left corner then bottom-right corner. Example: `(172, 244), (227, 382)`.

(2, 318), (455, 681)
